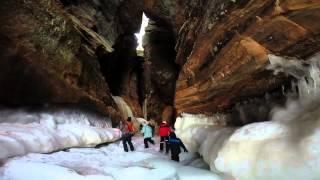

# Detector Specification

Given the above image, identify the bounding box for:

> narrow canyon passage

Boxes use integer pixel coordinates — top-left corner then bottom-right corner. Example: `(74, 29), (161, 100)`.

(0, 0), (320, 180)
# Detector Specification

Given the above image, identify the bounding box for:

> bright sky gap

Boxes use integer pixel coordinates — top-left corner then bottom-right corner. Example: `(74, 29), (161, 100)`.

(135, 13), (149, 51)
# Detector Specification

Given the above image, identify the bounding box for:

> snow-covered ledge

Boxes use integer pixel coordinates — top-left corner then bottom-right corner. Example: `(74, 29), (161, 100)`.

(0, 109), (121, 160)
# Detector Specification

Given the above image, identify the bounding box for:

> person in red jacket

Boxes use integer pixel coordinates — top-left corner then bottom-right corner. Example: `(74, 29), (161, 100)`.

(121, 117), (135, 152)
(159, 121), (171, 153)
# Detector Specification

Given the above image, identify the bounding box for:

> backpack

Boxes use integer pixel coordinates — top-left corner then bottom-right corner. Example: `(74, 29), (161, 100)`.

(125, 122), (135, 136)
(149, 124), (155, 137)
(127, 122), (134, 132)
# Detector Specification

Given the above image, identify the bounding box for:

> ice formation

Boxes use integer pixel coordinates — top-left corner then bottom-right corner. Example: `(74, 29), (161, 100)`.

(176, 54), (320, 179)
(0, 108), (121, 160)
(0, 136), (221, 180)
(112, 96), (143, 130)
(175, 113), (235, 174)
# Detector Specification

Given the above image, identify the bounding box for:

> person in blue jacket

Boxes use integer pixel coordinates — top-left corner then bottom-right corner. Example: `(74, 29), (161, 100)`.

(168, 132), (188, 162)
(141, 121), (155, 148)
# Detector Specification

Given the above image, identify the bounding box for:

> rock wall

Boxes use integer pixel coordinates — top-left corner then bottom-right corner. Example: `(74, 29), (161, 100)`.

(174, 0), (320, 114)
(0, 0), (143, 124)
(1, 0), (319, 123)
(143, 0), (187, 34)
(142, 20), (179, 121)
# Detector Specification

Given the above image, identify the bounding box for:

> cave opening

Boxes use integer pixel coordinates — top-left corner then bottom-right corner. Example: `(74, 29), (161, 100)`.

(95, 12), (148, 120)
(135, 13), (149, 54)
(138, 14), (181, 123)
(95, 11), (180, 123)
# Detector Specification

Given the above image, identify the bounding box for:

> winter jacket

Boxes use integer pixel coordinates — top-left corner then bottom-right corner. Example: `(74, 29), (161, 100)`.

(168, 132), (188, 154)
(122, 121), (135, 137)
(141, 124), (153, 138)
(159, 122), (171, 137)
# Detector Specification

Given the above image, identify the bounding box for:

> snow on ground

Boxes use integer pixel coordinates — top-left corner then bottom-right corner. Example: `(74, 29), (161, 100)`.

(0, 136), (221, 180)
(176, 113), (320, 180)
(214, 121), (320, 180)
(0, 109), (121, 160)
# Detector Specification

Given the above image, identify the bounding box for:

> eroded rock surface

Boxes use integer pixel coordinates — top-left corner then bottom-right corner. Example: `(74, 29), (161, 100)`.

(142, 20), (179, 121)
(0, 0), (143, 124)
(1, 0), (320, 123)
(174, 0), (320, 114)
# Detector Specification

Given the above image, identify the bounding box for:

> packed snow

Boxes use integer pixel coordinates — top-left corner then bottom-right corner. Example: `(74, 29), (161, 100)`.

(0, 136), (221, 180)
(0, 108), (121, 160)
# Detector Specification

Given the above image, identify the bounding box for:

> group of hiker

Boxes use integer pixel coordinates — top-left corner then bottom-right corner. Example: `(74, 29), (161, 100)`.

(121, 117), (188, 162)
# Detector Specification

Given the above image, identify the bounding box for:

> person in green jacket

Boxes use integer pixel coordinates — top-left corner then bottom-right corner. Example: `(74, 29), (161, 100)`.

(141, 121), (155, 148)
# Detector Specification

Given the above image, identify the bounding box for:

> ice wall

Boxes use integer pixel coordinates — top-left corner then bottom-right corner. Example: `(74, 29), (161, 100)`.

(112, 96), (141, 130)
(112, 96), (134, 121)
(175, 113), (235, 175)
(176, 54), (320, 179)
(0, 108), (121, 160)
(175, 113), (229, 152)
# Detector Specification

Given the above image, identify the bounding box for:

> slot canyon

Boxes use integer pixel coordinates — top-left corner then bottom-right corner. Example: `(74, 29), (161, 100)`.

(0, 0), (320, 179)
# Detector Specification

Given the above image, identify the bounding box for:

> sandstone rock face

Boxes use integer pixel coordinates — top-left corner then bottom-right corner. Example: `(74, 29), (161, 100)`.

(0, 0), (143, 124)
(2, 0), (319, 124)
(161, 105), (175, 125)
(97, 34), (144, 118)
(174, 0), (320, 114)
(142, 20), (179, 121)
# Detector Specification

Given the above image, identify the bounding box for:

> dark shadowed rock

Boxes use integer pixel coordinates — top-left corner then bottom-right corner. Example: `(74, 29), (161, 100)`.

(0, 0), (143, 124)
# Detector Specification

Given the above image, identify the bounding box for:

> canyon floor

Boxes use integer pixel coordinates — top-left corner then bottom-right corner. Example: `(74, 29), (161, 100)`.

(0, 136), (219, 180)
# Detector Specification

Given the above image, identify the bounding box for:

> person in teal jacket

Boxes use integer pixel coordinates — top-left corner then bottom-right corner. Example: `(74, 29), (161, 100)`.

(141, 122), (155, 148)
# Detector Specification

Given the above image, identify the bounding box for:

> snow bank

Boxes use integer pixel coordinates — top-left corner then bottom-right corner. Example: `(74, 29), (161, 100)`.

(215, 120), (320, 180)
(0, 136), (221, 180)
(0, 109), (121, 160)
(176, 111), (320, 180)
